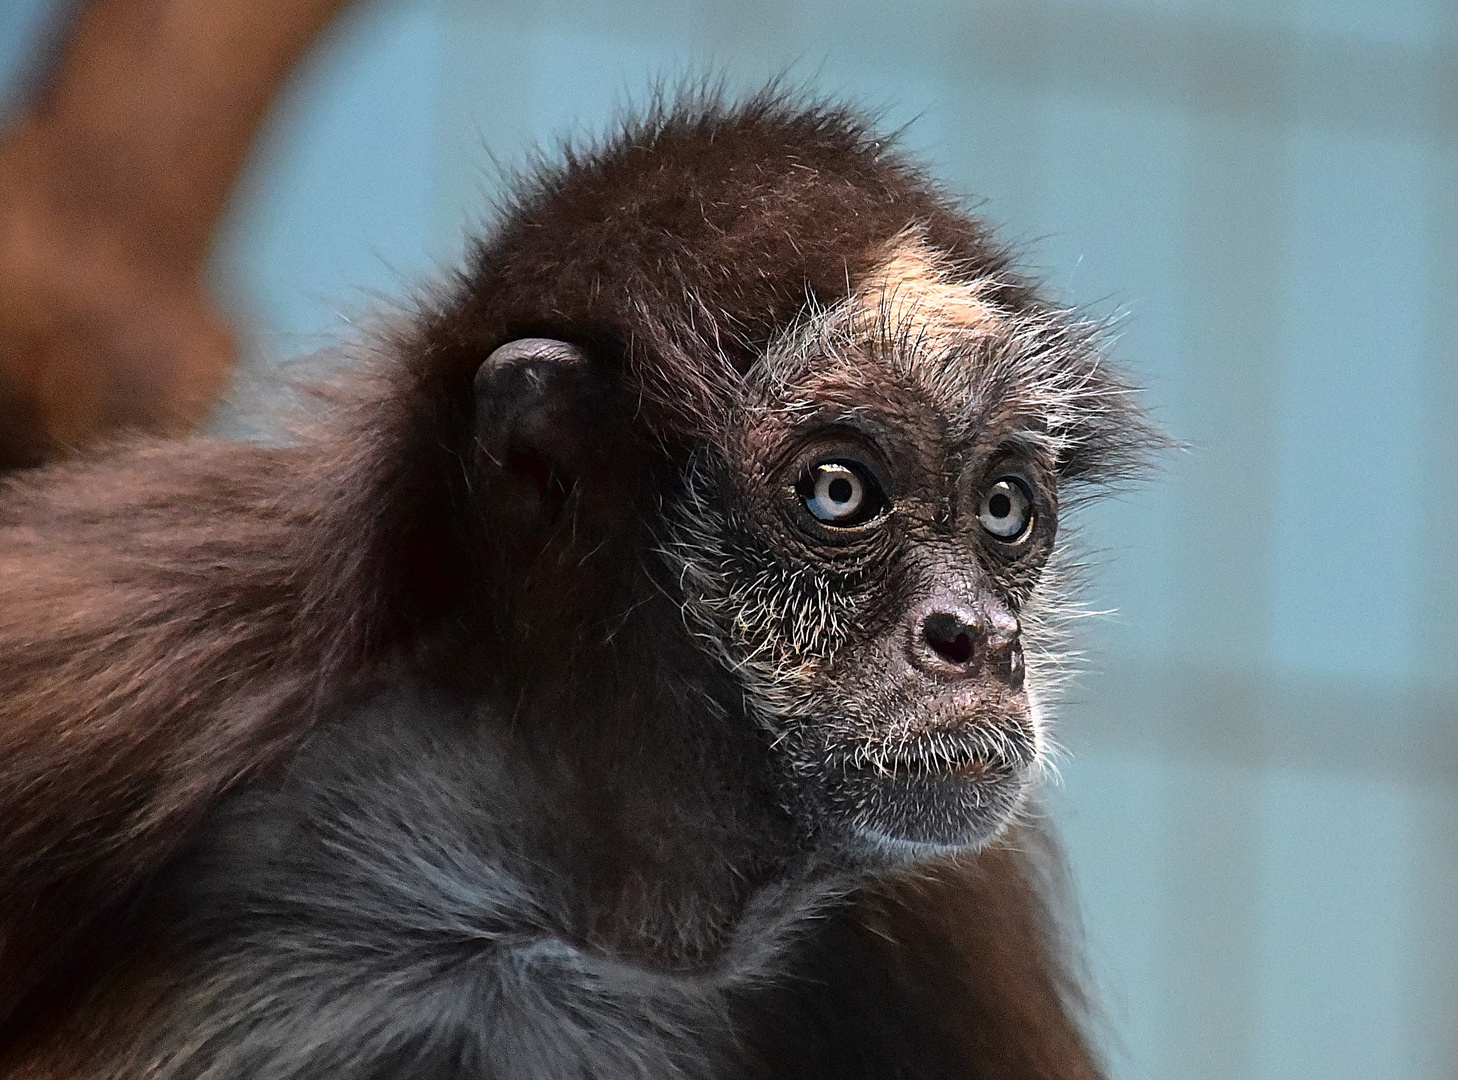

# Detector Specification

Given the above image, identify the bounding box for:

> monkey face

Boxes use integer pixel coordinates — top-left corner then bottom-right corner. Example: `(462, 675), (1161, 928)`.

(469, 209), (1147, 862)
(665, 232), (1077, 856)
(789, 442), (1051, 852)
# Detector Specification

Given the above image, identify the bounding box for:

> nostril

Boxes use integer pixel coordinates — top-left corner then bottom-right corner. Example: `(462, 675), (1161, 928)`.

(936, 631), (974, 665)
(922, 612), (976, 667)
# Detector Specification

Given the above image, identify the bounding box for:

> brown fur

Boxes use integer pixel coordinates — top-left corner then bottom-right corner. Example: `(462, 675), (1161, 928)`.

(0, 94), (1129, 1077)
(0, 0), (352, 467)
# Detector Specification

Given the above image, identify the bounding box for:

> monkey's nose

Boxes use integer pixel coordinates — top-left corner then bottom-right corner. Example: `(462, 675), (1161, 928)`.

(910, 601), (1023, 687)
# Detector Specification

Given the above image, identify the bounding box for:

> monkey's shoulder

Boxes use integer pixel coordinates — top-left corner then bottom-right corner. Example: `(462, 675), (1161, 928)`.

(107, 691), (980, 1080)
(114, 693), (723, 1078)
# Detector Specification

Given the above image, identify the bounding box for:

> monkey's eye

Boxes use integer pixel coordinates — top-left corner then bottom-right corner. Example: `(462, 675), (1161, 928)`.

(796, 460), (885, 527)
(979, 477), (1034, 541)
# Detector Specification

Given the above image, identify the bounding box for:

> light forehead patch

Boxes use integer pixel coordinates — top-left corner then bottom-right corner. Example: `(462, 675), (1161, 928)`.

(751, 229), (1006, 435)
(851, 230), (1003, 340)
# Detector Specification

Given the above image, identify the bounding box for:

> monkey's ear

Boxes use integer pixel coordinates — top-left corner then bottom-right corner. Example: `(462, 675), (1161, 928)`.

(472, 338), (618, 519)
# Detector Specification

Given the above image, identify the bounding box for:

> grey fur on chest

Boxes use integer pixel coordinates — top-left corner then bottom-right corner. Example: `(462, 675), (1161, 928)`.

(122, 697), (819, 1080)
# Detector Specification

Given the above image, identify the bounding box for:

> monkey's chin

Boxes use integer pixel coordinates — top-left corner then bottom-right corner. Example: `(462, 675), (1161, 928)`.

(836, 769), (1031, 855)
(825, 729), (1037, 855)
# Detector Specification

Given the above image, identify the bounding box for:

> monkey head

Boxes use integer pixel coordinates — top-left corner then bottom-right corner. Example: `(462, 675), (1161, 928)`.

(443, 100), (1149, 870)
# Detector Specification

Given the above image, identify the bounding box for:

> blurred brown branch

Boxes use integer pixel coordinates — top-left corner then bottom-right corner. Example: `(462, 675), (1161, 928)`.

(0, 0), (352, 469)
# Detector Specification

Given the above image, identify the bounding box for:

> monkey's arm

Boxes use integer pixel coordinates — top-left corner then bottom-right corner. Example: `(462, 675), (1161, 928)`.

(868, 844), (1103, 1080)
(748, 835), (1105, 1080)
(0, 0), (352, 467)
(0, 439), (369, 1025)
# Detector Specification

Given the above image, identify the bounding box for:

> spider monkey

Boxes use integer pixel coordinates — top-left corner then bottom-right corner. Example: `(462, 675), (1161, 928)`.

(0, 93), (1153, 1079)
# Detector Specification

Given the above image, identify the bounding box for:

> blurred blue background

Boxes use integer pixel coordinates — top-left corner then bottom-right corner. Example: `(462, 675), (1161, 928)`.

(4, 1), (1454, 1076)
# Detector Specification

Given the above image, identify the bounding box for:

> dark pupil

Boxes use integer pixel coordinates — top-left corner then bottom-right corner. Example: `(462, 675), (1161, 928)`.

(827, 477), (854, 503)
(988, 492), (1012, 518)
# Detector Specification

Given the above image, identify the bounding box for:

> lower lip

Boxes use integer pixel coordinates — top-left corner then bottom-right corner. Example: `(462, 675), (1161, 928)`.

(897, 754), (1020, 782)
(847, 740), (1030, 781)
(943, 754), (1016, 779)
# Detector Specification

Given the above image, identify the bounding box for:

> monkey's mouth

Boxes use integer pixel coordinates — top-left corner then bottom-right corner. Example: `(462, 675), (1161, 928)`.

(822, 717), (1037, 852)
(838, 722), (1035, 782)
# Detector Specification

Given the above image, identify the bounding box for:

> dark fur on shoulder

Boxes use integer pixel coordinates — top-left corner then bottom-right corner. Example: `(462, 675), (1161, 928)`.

(0, 92), (1148, 1078)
